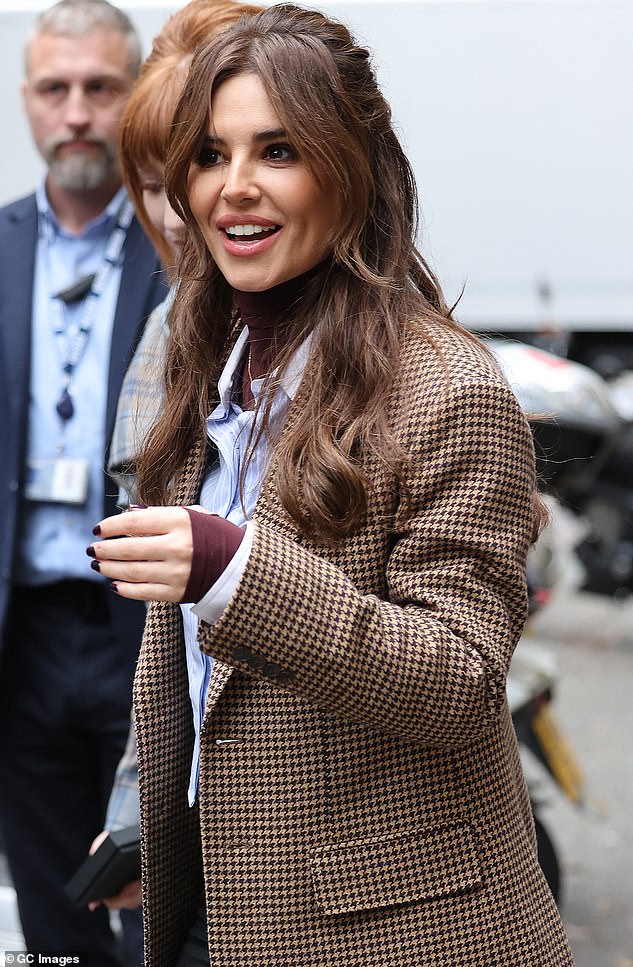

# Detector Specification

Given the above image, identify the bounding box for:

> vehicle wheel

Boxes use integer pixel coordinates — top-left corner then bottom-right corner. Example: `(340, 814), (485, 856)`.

(534, 812), (561, 904)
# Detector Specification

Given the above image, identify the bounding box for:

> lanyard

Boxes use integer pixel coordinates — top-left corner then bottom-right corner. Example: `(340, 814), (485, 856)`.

(41, 197), (134, 429)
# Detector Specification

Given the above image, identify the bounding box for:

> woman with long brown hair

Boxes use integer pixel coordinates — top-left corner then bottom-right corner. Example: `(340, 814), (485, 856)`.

(88, 5), (572, 964)
(86, 0), (263, 922)
(108, 0), (262, 502)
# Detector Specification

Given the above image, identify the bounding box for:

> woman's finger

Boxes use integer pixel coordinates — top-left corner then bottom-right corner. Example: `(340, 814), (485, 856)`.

(94, 558), (189, 584)
(89, 830), (109, 855)
(110, 580), (185, 603)
(90, 531), (192, 564)
(93, 506), (189, 539)
(101, 877), (143, 911)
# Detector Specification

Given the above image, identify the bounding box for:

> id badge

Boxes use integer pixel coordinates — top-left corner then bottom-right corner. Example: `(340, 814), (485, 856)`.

(25, 457), (90, 505)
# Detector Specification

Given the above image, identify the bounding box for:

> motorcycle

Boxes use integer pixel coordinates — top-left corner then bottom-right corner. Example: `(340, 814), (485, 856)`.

(486, 338), (606, 903)
(508, 558), (585, 904)
(564, 364), (633, 598)
(484, 337), (622, 500)
(488, 330), (633, 598)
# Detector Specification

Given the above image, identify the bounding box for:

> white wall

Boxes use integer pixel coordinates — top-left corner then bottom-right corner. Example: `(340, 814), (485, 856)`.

(1, 0), (631, 330)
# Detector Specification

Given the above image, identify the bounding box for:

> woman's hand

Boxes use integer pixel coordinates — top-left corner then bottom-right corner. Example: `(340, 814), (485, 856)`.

(89, 877), (142, 912)
(87, 506), (199, 602)
(86, 830), (142, 912)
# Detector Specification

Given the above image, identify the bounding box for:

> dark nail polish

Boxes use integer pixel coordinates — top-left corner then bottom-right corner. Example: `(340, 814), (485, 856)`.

(92, 524), (101, 536)
(110, 582), (119, 594)
(90, 560), (100, 573)
(86, 545), (96, 558)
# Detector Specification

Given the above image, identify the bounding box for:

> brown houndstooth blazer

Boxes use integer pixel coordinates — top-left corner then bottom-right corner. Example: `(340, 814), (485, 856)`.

(134, 318), (575, 965)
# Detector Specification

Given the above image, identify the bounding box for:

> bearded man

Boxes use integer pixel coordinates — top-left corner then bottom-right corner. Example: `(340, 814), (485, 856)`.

(0, 1), (166, 962)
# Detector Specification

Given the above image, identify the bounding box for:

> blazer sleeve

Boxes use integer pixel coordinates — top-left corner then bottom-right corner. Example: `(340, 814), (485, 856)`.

(196, 374), (536, 749)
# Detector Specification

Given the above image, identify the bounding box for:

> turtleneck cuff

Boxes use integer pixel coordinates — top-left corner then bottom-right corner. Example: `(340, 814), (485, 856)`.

(181, 508), (244, 604)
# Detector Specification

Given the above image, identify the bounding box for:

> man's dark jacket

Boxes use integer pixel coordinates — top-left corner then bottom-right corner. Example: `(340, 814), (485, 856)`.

(0, 192), (167, 652)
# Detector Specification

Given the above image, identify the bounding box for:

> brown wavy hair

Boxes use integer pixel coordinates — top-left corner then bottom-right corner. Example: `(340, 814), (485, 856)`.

(139, 4), (538, 540)
(118, 0), (262, 269)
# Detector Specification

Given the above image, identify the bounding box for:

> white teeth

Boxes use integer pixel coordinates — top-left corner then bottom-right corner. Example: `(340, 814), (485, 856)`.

(225, 224), (278, 237)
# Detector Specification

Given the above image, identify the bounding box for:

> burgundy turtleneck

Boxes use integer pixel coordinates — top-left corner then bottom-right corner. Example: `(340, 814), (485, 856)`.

(237, 270), (316, 408)
(182, 266), (324, 604)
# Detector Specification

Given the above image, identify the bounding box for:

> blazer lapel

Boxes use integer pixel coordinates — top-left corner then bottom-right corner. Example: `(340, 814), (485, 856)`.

(198, 367), (318, 721)
(187, 323), (304, 723)
(0, 197), (37, 429)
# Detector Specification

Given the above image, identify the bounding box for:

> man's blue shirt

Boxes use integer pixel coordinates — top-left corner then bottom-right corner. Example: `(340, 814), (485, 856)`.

(14, 184), (125, 585)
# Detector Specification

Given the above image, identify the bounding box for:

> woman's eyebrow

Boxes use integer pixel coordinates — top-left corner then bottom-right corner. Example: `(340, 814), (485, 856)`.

(253, 128), (287, 142)
(204, 128), (288, 147)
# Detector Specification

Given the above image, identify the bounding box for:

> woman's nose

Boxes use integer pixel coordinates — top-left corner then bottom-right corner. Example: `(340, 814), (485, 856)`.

(220, 158), (260, 205)
(163, 198), (185, 242)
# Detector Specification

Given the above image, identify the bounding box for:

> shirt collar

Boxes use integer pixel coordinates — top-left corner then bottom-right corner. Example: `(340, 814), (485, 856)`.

(216, 325), (314, 409)
(36, 181), (128, 240)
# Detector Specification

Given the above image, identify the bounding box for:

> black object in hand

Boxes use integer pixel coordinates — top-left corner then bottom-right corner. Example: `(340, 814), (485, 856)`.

(65, 824), (140, 905)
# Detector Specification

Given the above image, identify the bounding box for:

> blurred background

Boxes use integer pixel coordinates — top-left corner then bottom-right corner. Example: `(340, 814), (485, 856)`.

(2, 0), (632, 333)
(0, 1), (632, 964)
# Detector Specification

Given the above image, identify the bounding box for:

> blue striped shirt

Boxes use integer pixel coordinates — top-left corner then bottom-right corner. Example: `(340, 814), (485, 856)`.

(182, 326), (311, 805)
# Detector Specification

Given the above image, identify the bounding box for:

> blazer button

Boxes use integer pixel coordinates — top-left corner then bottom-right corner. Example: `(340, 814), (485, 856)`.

(261, 662), (280, 680)
(233, 645), (251, 661)
(247, 652), (265, 670)
(277, 669), (296, 685)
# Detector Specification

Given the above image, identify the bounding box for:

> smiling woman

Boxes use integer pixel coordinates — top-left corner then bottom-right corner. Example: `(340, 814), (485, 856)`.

(87, 5), (573, 965)
(187, 72), (338, 293)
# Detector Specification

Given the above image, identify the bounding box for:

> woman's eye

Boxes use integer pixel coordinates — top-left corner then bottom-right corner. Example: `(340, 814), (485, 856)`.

(264, 143), (296, 162)
(141, 182), (163, 194)
(197, 146), (221, 168)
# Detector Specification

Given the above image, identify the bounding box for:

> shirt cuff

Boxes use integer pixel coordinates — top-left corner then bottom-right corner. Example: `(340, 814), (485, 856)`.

(105, 777), (140, 832)
(191, 520), (256, 626)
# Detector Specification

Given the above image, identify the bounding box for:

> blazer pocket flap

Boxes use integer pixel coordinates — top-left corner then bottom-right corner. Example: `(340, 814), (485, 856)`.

(311, 821), (482, 915)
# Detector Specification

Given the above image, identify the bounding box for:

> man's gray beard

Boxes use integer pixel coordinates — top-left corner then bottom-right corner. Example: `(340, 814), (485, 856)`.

(47, 145), (118, 191)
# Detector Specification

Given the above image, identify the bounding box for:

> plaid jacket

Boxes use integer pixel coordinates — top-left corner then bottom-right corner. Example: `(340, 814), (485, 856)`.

(107, 291), (171, 506)
(134, 318), (574, 966)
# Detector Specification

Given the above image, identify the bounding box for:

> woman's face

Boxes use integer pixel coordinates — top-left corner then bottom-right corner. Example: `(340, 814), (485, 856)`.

(139, 161), (186, 259)
(187, 72), (339, 292)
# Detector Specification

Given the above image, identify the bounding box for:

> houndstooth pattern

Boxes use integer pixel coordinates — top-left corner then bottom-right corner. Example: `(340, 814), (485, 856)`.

(134, 319), (574, 965)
